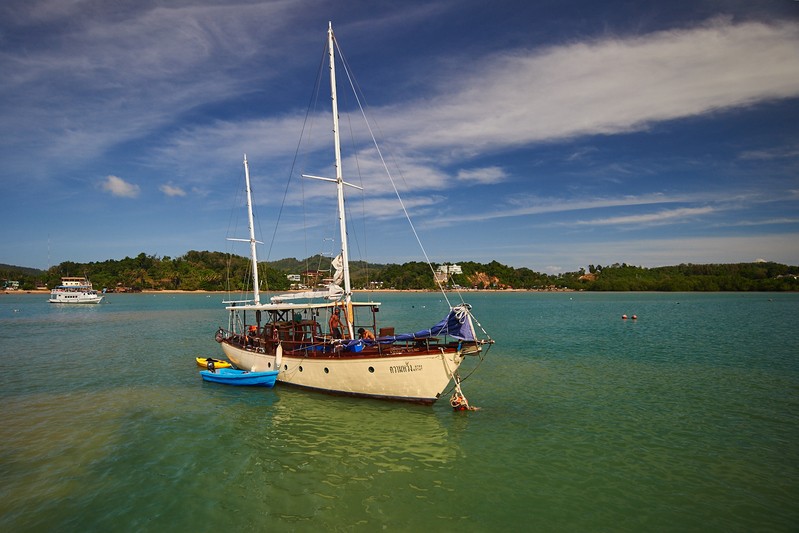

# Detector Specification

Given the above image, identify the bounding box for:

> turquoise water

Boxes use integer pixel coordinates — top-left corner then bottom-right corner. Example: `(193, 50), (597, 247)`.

(1, 291), (797, 532)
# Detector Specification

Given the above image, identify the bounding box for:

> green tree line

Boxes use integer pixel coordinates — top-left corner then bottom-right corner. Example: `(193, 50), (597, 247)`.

(2, 253), (798, 292)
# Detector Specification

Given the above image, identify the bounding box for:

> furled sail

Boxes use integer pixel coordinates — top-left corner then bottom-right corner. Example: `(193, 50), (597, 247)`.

(270, 283), (344, 303)
(332, 253), (344, 286)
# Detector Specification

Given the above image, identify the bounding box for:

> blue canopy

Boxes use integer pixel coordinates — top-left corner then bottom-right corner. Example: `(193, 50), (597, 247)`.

(343, 304), (475, 351)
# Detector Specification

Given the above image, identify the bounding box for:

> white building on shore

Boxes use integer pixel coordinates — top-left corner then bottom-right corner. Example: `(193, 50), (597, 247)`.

(434, 264), (462, 283)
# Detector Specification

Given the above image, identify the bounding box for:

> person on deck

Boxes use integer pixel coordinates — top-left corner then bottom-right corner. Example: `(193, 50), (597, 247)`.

(247, 324), (257, 347)
(357, 327), (375, 341)
(329, 309), (343, 339)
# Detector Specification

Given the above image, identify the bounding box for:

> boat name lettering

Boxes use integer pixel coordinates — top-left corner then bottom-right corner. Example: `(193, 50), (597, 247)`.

(390, 363), (423, 374)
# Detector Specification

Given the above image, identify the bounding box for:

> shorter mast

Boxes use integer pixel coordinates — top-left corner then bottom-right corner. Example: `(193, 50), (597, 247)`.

(244, 155), (261, 305)
(227, 154), (263, 305)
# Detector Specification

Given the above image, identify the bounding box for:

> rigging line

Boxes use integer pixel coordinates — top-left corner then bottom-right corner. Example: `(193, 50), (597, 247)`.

(265, 37), (328, 270)
(251, 168), (272, 294)
(304, 37), (333, 279)
(334, 38), (453, 308)
(225, 165), (253, 299)
(467, 307), (492, 340)
(334, 54), (449, 300)
(338, 72), (371, 291)
(342, 196), (364, 284)
(373, 144), (458, 301)
(342, 68), (466, 306)
(443, 351), (487, 397)
(443, 268), (468, 307)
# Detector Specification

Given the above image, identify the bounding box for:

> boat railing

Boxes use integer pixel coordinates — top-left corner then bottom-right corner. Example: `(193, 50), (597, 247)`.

(227, 320), (467, 357)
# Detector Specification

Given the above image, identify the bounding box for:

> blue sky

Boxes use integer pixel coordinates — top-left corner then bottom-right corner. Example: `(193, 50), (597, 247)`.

(2, 1), (798, 274)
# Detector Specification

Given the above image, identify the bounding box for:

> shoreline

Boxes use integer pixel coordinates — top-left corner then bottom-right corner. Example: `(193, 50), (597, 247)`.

(138, 288), (575, 294)
(7, 287), (573, 295)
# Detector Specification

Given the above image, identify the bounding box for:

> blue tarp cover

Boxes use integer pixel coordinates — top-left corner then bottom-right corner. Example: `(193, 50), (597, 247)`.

(343, 305), (474, 351)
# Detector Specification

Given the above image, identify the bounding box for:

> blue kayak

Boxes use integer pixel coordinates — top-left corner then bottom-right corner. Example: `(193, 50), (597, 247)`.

(200, 367), (278, 387)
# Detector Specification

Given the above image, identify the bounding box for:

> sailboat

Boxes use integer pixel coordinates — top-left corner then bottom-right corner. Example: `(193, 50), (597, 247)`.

(215, 23), (493, 406)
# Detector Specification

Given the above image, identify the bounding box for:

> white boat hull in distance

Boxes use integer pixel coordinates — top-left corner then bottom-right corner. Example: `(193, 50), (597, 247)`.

(221, 342), (468, 404)
(48, 294), (104, 304)
(49, 276), (104, 304)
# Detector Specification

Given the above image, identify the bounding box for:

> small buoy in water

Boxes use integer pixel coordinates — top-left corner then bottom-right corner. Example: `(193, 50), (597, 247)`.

(632, 315), (637, 320)
(622, 314), (628, 320)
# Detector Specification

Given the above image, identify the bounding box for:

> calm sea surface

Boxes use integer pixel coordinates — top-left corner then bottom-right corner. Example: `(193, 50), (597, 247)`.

(1, 291), (797, 532)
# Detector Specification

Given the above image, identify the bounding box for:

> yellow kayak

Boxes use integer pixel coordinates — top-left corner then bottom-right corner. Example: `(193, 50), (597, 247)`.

(196, 357), (232, 369)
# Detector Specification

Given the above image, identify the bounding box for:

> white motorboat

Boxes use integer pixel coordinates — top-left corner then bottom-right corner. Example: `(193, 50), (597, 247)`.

(49, 277), (104, 304)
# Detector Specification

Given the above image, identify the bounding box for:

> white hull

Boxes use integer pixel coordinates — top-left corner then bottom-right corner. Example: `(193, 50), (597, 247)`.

(48, 293), (104, 304)
(47, 296), (103, 305)
(49, 277), (104, 304)
(221, 342), (465, 403)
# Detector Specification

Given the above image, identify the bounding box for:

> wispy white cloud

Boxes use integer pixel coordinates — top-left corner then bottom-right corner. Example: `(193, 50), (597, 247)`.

(738, 146), (799, 160)
(0, 1), (303, 184)
(152, 18), (799, 196)
(713, 217), (799, 227)
(430, 191), (718, 226)
(395, 19), (799, 154)
(359, 195), (447, 220)
(567, 147), (599, 161)
(573, 206), (717, 226)
(456, 166), (507, 184)
(4, 9), (798, 191)
(424, 186), (798, 229)
(101, 175), (140, 198)
(160, 184), (187, 197)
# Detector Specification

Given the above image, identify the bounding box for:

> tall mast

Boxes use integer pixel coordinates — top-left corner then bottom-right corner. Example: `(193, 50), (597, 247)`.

(243, 154), (261, 305)
(328, 22), (354, 338)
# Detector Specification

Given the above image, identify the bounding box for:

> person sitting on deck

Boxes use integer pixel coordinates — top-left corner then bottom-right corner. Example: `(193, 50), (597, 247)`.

(246, 324), (258, 347)
(329, 309), (343, 339)
(357, 327), (375, 341)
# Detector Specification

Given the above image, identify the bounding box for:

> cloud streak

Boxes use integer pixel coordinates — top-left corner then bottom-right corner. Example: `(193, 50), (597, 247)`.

(101, 175), (140, 198)
(0, 1), (303, 184)
(396, 19), (799, 153)
(160, 184), (187, 197)
(152, 18), (799, 195)
(573, 206), (717, 227)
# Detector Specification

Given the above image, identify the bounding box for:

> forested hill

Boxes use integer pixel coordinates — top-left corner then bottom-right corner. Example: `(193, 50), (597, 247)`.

(1, 253), (798, 292)
(0, 263), (45, 277)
